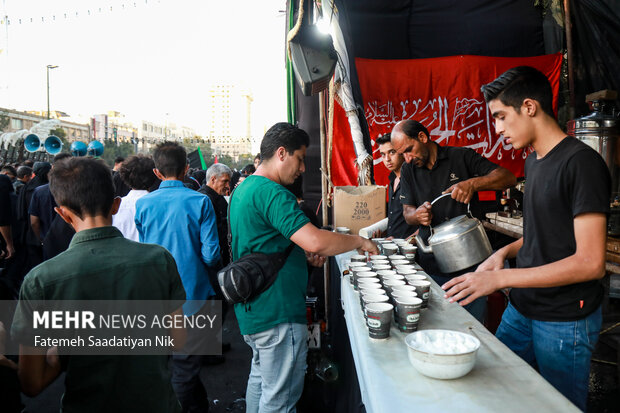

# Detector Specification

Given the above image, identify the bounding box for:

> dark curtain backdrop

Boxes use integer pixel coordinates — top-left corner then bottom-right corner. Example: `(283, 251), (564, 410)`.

(296, 0), (547, 216)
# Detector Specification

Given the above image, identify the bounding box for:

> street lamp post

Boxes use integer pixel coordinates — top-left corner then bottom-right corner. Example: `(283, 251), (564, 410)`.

(46, 65), (59, 119)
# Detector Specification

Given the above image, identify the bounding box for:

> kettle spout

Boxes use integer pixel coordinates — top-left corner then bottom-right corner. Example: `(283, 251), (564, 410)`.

(415, 234), (433, 254)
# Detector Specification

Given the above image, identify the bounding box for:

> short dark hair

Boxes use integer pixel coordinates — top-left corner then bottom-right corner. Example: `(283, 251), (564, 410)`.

(260, 123), (310, 161)
(16, 166), (32, 179)
(481, 66), (554, 118)
(240, 164), (255, 176)
(397, 120), (430, 141)
(376, 133), (391, 146)
(53, 153), (72, 164)
(119, 155), (157, 190)
(114, 156), (125, 164)
(1, 165), (16, 177)
(49, 157), (114, 219)
(153, 141), (187, 178)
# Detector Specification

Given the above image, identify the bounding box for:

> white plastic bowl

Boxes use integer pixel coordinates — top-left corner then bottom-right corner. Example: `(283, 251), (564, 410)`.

(404, 329), (481, 379)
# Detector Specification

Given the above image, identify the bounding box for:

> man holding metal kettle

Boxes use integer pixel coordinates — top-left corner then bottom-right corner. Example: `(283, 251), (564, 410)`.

(391, 120), (516, 321)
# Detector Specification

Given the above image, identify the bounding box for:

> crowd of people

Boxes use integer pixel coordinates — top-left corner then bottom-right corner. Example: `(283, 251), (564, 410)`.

(0, 65), (611, 413)
(0, 121), (377, 412)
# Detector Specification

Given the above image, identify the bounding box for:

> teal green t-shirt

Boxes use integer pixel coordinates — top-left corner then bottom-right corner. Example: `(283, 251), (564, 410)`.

(230, 175), (311, 335)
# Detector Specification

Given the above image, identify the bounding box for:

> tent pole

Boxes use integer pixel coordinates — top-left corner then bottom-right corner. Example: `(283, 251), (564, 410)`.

(319, 90), (330, 332)
(563, 0), (576, 119)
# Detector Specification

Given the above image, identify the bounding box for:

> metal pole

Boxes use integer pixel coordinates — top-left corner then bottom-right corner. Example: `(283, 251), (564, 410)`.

(319, 90), (330, 331)
(46, 65), (58, 119)
(563, 0), (576, 120)
(46, 66), (50, 119)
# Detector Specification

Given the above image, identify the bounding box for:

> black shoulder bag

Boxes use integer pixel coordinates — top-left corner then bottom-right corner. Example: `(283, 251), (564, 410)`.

(217, 189), (295, 305)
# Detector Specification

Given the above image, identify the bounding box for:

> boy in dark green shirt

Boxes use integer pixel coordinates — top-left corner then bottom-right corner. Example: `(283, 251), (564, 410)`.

(11, 157), (186, 413)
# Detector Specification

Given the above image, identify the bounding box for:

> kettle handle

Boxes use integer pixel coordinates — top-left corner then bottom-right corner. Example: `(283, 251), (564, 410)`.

(427, 193), (472, 233)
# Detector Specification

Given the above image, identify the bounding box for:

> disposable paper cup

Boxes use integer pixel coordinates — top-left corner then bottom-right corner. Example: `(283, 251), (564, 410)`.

(372, 264), (392, 272)
(409, 280), (431, 308)
(394, 296), (422, 332)
(405, 274), (428, 284)
(355, 271), (378, 290)
(359, 286), (386, 308)
(359, 285), (387, 296)
(369, 254), (388, 261)
(400, 245), (417, 260)
(380, 274), (405, 283)
(391, 289), (418, 306)
(362, 294), (390, 315)
(397, 268), (418, 276)
(382, 244), (399, 256)
(391, 289), (418, 300)
(357, 277), (381, 288)
(346, 261), (367, 283)
(383, 279), (406, 294)
(365, 302), (394, 339)
(391, 284), (417, 294)
(351, 266), (372, 288)
(388, 254), (406, 262)
(376, 269), (397, 278)
(395, 264), (417, 272)
(336, 227), (351, 234)
(360, 294), (391, 318)
(391, 259), (410, 267)
(370, 260), (391, 268)
(350, 254), (367, 263)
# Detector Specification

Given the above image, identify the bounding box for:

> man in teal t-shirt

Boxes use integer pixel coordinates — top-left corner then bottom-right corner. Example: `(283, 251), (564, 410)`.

(230, 122), (378, 413)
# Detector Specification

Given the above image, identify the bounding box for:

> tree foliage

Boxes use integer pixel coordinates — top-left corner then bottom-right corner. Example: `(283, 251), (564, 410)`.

(0, 114), (10, 132)
(100, 141), (136, 167)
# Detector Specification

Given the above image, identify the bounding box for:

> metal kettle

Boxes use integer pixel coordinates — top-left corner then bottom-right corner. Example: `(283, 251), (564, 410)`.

(415, 193), (492, 273)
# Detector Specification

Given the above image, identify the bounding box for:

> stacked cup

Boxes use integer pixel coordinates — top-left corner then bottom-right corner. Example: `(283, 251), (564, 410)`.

(348, 248), (431, 339)
(351, 265), (372, 290)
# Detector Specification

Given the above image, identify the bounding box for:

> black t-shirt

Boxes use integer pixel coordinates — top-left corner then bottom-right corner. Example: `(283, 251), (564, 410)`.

(400, 143), (498, 276)
(387, 172), (417, 239)
(512, 137), (610, 321)
(0, 174), (13, 227)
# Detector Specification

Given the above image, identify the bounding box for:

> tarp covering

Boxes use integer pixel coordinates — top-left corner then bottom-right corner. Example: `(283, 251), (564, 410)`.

(346, 0), (545, 59)
(571, 0), (620, 114)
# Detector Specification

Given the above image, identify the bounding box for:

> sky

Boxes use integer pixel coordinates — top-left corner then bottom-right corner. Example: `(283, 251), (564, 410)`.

(0, 0), (288, 144)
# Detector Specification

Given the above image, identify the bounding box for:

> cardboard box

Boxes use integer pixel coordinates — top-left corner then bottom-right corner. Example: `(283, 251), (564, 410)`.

(333, 186), (386, 236)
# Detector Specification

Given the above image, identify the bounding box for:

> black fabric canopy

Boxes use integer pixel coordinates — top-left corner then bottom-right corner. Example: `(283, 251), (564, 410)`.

(297, 0), (547, 218)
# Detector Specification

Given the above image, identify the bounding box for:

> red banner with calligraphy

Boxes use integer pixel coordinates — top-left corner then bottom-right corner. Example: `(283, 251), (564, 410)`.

(331, 54), (563, 197)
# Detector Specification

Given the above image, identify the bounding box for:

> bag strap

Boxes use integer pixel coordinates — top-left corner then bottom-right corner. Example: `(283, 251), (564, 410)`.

(227, 186), (295, 263)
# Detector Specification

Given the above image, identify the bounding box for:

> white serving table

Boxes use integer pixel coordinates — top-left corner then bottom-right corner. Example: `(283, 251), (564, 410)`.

(335, 252), (579, 413)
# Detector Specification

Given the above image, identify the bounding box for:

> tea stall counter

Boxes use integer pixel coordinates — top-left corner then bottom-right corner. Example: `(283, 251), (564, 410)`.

(335, 252), (579, 413)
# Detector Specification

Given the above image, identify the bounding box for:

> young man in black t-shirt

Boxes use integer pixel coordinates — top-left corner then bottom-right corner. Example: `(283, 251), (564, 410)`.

(376, 133), (417, 239)
(443, 66), (610, 411)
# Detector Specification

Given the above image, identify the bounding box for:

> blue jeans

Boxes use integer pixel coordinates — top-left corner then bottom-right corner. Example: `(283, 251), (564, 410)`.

(243, 323), (308, 413)
(496, 303), (601, 411)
